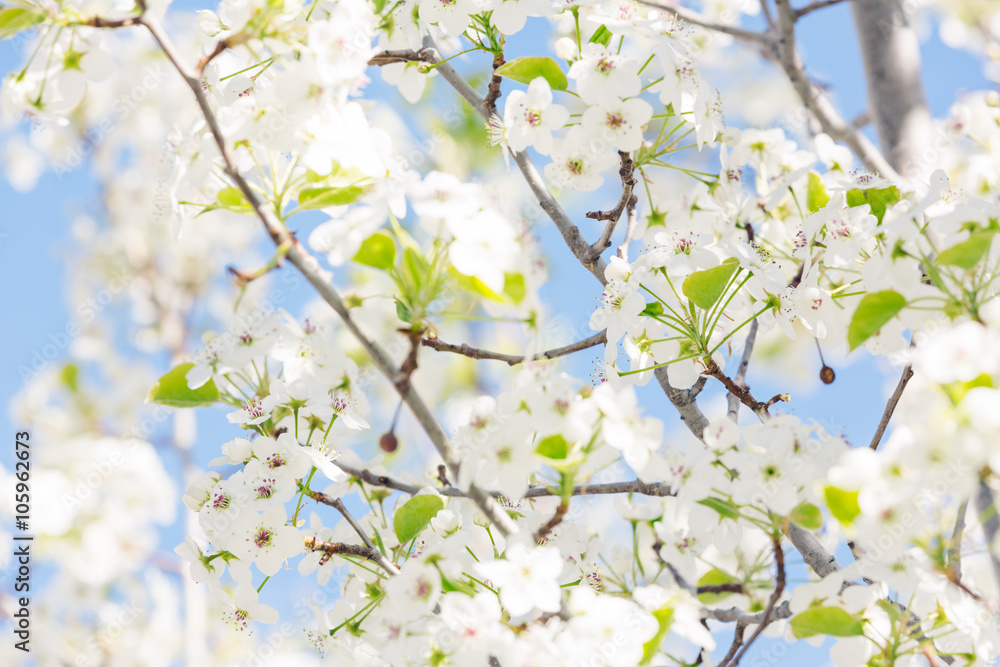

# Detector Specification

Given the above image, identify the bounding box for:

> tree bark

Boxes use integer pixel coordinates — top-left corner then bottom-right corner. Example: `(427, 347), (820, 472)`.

(851, 0), (933, 179)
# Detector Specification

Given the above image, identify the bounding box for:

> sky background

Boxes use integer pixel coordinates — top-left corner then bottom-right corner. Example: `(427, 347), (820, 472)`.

(0, 0), (993, 664)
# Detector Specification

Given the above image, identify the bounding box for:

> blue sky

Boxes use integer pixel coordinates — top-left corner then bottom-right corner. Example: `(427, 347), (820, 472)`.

(0, 1), (992, 663)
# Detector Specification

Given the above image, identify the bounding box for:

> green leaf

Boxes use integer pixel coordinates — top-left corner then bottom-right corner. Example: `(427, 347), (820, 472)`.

(535, 434), (569, 460)
(682, 258), (739, 311)
(789, 606), (864, 639)
(806, 172), (830, 213)
(393, 495), (444, 544)
(352, 232), (396, 270)
(449, 267), (504, 302)
(60, 363), (80, 393)
(395, 298), (413, 324)
(494, 56), (568, 91)
(698, 496), (740, 520)
(789, 502), (823, 530)
(216, 187), (252, 213)
(0, 8), (45, 39)
(936, 230), (996, 270)
(588, 24), (613, 47)
(503, 273), (526, 304)
(847, 290), (906, 351)
(697, 569), (739, 604)
(147, 363), (221, 408)
(640, 301), (664, 317)
(640, 607), (675, 665)
(845, 186), (900, 225)
(297, 183), (368, 209)
(824, 486), (861, 525)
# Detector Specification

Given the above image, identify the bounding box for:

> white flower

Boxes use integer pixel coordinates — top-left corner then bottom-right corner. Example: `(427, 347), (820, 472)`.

(227, 395), (279, 426)
(220, 584), (280, 633)
(419, 0), (493, 35)
(229, 507), (303, 576)
(251, 433), (313, 481)
(476, 544), (564, 616)
(491, 0), (554, 34)
(581, 97), (653, 152)
(545, 126), (619, 191)
(383, 561), (443, 621)
(568, 44), (640, 105)
(504, 77), (569, 155)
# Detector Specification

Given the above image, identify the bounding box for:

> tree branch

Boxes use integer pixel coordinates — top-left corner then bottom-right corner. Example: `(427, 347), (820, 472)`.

(868, 362), (913, 450)
(850, 0), (932, 177)
(303, 537), (398, 575)
(617, 195), (639, 261)
(330, 459), (673, 499)
(637, 0), (774, 45)
(586, 152), (636, 261)
(419, 36), (610, 285)
(704, 355), (789, 420)
(328, 489), (399, 574)
(421, 330), (607, 366)
(727, 319), (759, 421)
(368, 48), (434, 66)
(483, 49), (505, 116)
(795, 0), (850, 18)
(135, 13), (519, 537)
(770, 0), (900, 180)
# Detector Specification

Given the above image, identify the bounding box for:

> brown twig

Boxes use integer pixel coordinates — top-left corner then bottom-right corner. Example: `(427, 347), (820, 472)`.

(84, 15), (142, 28)
(703, 356), (788, 419)
(303, 537), (395, 573)
(868, 361), (913, 450)
(697, 583), (746, 596)
(483, 49), (505, 116)
(533, 500), (569, 543)
(586, 152), (636, 261)
(367, 49), (434, 66)
(421, 330), (607, 366)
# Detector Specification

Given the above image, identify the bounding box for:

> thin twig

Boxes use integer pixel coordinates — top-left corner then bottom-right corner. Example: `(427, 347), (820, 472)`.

(637, 0), (774, 45)
(326, 493), (401, 575)
(869, 362), (914, 450)
(367, 48), (434, 66)
(483, 49), (505, 116)
(534, 500), (569, 543)
(587, 152), (636, 260)
(948, 499), (968, 583)
(331, 459), (673, 499)
(727, 319), (759, 421)
(617, 195), (639, 261)
(704, 355), (788, 420)
(421, 330), (607, 366)
(303, 537), (397, 575)
(794, 0), (850, 18)
(728, 536), (784, 666)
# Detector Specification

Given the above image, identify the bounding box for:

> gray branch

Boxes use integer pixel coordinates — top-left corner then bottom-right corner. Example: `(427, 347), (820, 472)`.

(850, 0), (932, 177)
